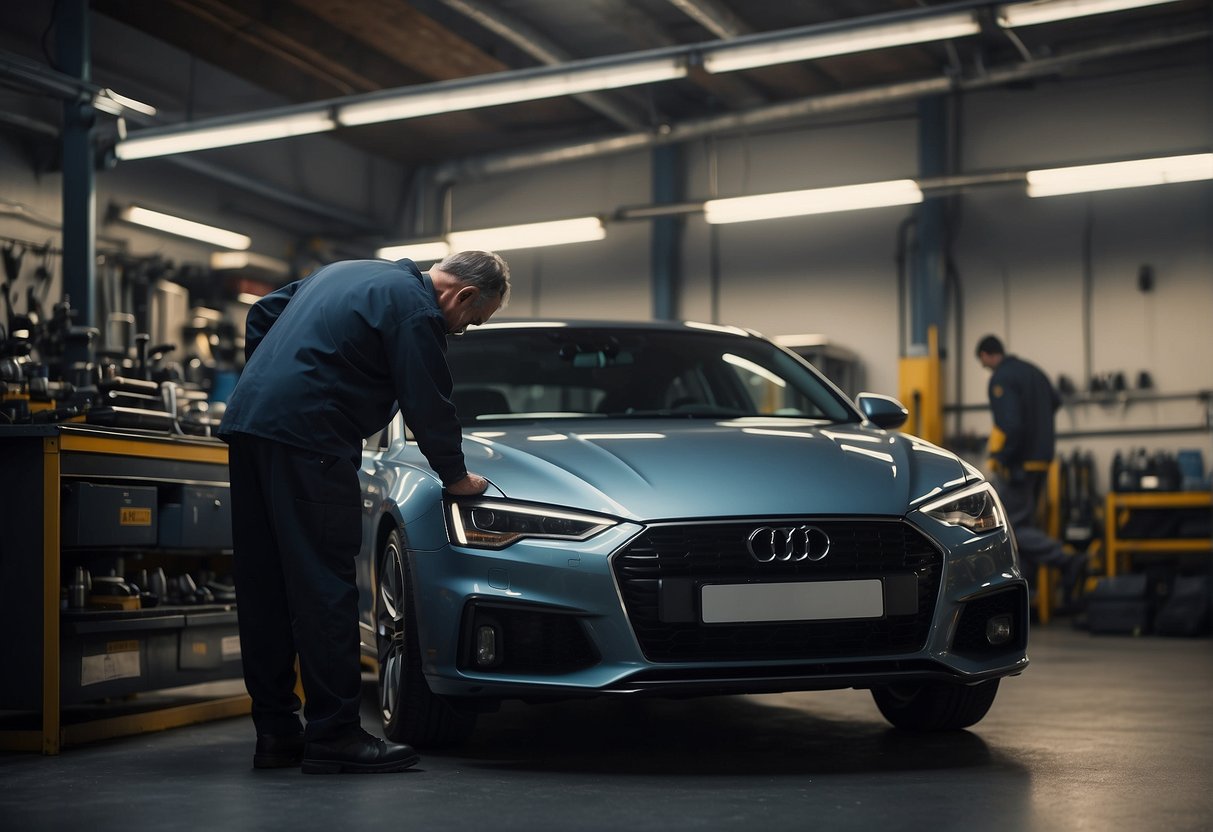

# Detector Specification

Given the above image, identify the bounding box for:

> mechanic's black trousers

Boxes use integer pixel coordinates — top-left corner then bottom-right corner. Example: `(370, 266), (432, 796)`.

(226, 433), (364, 742)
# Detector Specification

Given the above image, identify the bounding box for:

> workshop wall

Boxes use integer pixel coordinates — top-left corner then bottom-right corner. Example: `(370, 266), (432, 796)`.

(445, 61), (1211, 488)
(445, 148), (655, 321)
(953, 64), (1213, 488)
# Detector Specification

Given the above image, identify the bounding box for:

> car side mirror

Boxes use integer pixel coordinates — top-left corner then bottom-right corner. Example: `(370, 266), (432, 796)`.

(855, 393), (909, 429)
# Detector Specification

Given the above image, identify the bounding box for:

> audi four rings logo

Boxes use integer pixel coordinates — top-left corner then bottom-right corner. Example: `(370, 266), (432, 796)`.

(746, 525), (830, 563)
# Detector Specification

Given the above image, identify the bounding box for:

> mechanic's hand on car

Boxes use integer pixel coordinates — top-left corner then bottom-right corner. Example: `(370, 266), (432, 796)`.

(446, 472), (490, 495)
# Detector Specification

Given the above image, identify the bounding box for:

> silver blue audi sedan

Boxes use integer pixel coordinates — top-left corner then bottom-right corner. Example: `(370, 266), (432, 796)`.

(356, 320), (1028, 746)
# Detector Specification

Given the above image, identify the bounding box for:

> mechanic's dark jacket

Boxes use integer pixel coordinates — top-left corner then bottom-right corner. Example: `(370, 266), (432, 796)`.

(217, 258), (467, 485)
(987, 354), (1061, 473)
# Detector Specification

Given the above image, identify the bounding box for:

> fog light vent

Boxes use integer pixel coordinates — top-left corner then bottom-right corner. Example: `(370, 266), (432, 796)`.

(459, 603), (600, 674)
(475, 622), (501, 668)
(986, 614), (1013, 645)
(952, 586), (1027, 657)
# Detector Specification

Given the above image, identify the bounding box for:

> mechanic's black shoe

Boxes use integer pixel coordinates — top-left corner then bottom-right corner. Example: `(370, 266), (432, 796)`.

(302, 729), (419, 774)
(253, 732), (305, 769)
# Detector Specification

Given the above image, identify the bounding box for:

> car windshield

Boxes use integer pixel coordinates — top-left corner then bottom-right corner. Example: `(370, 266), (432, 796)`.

(445, 326), (859, 425)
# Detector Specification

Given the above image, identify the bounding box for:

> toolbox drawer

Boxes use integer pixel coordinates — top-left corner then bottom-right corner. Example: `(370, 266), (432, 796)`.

(61, 482), (158, 547)
(158, 484), (233, 549)
(59, 610), (242, 705)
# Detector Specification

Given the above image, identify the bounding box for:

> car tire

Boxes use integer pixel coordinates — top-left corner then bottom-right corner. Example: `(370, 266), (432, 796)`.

(870, 679), (1000, 731)
(376, 527), (477, 748)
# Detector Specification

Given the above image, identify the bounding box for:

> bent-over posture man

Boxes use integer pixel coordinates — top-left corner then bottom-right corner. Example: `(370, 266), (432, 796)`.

(218, 251), (509, 773)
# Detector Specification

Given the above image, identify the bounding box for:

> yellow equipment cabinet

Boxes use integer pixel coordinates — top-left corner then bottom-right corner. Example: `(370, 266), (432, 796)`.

(1104, 491), (1213, 577)
(0, 424), (249, 754)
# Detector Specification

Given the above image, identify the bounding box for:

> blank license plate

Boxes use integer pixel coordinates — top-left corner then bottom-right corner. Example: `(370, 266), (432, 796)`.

(701, 580), (884, 624)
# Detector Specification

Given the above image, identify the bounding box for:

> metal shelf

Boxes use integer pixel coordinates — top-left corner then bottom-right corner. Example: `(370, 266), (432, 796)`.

(0, 425), (248, 754)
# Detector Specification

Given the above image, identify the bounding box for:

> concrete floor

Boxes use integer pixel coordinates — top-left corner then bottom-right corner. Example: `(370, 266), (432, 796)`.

(2, 624), (1210, 832)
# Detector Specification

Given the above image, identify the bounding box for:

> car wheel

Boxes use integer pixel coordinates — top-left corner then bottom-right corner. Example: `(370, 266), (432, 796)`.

(376, 527), (477, 747)
(871, 679), (1000, 731)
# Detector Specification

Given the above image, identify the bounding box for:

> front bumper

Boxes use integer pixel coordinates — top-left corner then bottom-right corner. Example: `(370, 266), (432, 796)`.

(402, 515), (1028, 700)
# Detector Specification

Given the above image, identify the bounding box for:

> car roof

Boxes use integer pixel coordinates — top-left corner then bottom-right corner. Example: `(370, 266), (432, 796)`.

(472, 319), (763, 337)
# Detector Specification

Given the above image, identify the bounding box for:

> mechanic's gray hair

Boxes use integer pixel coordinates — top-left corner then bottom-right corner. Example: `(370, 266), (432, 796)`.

(438, 250), (511, 308)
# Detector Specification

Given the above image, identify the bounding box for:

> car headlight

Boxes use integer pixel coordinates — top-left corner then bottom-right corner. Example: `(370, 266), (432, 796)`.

(920, 481), (1006, 533)
(446, 499), (618, 549)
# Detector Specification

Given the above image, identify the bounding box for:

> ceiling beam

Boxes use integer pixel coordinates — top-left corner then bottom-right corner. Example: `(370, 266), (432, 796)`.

(289, 0), (509, 81)
(167, 0), (380, 95)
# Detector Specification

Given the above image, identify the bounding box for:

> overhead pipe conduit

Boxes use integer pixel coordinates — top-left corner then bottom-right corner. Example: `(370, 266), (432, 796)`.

(435, 24), (1207, 182)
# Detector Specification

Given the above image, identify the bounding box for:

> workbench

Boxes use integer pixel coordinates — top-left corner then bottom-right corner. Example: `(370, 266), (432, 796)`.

(0, 424), (249, 754)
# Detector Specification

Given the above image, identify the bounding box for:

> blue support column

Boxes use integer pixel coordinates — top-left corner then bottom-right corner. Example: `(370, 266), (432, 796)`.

(897, 95), (952, 446)
(651, 143), (684, 321)
(910, 95), (948, 353)
(56, 0), (96, 362)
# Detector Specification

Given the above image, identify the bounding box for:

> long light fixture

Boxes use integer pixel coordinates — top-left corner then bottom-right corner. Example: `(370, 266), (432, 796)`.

(120, 205), (251, 250)
(701, 12), (980, 74)
(375, 240), (452, 263)
(210, 251), (290, 274)
(114, 57), (684, 160)
(1026, 153), (1213, 197)
(997, 0), (1183, 28)
(704, 179), (923, 224)
(339, 58), (685, 127)
(447, 217), (606, 252)
(115, 111), (338, 160)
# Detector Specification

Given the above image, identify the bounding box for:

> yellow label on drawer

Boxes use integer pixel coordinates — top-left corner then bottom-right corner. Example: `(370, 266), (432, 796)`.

(119, 507), (152, 526)
(107, 640), (139, 654)
(191, 642), (209, 656)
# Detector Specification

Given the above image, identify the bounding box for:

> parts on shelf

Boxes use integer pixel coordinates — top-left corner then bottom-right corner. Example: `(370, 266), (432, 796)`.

(63, 563), (236, 612)
(1059, 450), (1100, 551)
(1, 249), (233, 436)
(1112, 448), (1206, 493)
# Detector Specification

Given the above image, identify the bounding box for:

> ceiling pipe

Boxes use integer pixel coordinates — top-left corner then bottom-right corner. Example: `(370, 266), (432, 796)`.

(436, 0), (649, 131)
(434, 24), (1208, 183)
(610, 170), (1028, 223)
(165, 156), (384, 233)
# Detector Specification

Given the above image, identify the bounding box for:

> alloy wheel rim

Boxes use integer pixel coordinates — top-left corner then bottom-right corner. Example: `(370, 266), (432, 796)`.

(377, 538), (406, 722)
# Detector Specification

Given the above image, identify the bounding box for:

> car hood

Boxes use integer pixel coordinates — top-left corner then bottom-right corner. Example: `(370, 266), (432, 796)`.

(458, 418), (973, 521)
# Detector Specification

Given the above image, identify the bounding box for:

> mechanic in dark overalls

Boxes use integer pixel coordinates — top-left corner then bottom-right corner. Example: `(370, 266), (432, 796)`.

(976, 334), (1085, 608)
(218, 251), (509, 773)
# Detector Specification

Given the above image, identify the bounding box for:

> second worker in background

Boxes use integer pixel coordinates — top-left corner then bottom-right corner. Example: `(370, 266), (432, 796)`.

(977, 334), (1086, 609)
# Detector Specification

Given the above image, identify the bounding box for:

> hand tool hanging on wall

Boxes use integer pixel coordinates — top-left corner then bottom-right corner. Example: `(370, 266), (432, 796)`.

(1, 241), (24, 333)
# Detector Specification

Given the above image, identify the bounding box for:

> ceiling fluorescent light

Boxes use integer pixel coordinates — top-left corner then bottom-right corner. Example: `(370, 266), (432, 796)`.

(704, 180), (923, 224)
(447, 217), (606, 252)
(375, 240), (452, 263)
(210, 251), (290, 274)
(340, 58), (686, 127)
(121, 206), (251, 250)
(702, 12), (980, 74)
(1026, 153), (1213, 197)
(997, 0), (1183, 28)
(114, 111), (336, 160)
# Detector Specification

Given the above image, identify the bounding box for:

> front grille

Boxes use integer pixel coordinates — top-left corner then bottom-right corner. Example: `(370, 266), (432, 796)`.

(612, 519), (942, 662)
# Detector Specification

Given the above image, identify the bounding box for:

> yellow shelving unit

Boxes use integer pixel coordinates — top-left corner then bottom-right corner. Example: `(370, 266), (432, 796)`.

(0, 424), (250, 754)
(1105, 491), (1212, 578)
